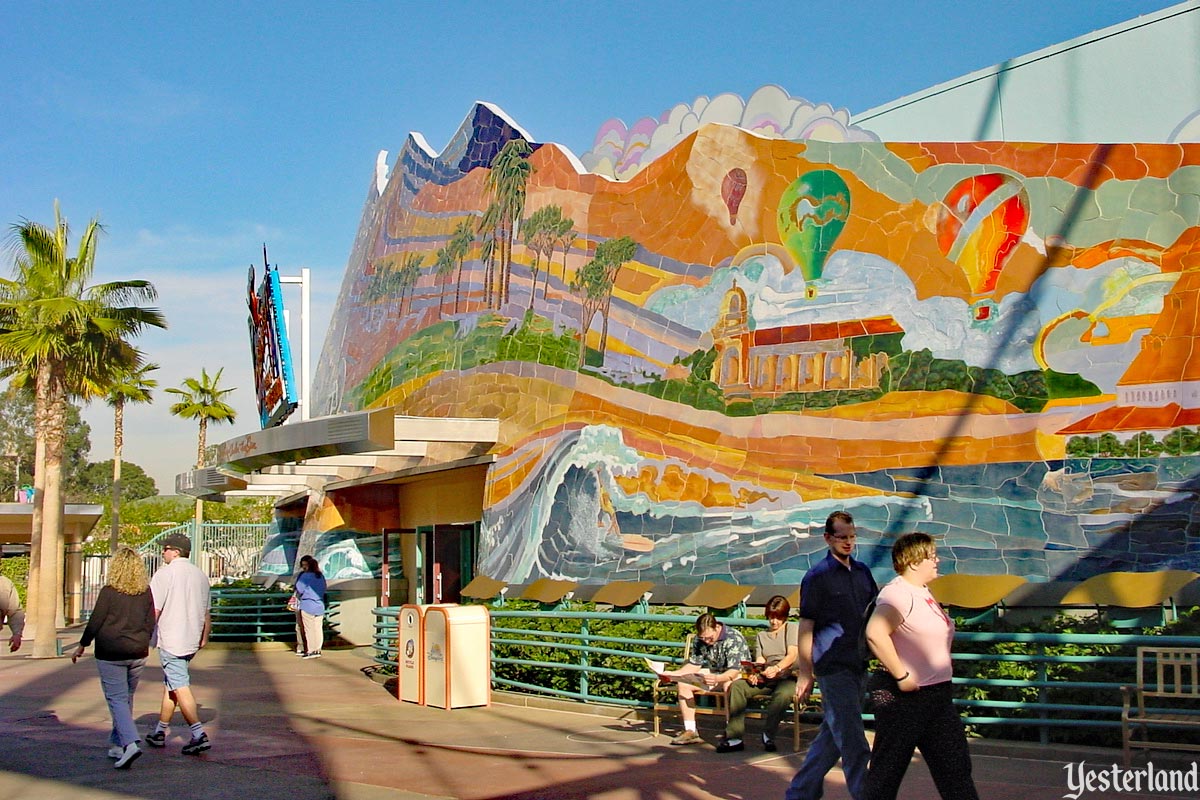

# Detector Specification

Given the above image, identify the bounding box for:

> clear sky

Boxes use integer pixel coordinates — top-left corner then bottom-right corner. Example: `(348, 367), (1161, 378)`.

(0, 0), (1181, 494)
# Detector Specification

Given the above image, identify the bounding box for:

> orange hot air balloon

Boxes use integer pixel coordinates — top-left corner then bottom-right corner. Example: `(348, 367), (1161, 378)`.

(722, 168), (748, 224)
(934, 173), (1029, 296)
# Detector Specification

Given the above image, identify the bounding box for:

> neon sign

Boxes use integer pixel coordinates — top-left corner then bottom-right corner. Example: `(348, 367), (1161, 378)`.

(247, 259), (298, 428)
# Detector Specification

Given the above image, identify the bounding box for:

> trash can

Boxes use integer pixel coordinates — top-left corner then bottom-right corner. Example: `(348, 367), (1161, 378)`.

(397, 603), (452, 704)
(423, 604), (490, 709)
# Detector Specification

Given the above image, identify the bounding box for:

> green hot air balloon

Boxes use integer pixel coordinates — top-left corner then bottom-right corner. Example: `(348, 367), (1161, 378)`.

(776, 169), (851, 282)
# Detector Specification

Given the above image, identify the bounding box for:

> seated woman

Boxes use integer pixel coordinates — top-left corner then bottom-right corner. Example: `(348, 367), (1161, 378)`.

(721, 594), (799, 752)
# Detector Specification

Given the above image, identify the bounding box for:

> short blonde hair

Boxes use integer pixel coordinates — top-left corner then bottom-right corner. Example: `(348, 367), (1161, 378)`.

(891, 533), (937, 574)
(107, 547), (150, 595)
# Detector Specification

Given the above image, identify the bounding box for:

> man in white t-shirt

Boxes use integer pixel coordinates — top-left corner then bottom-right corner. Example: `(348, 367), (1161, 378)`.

(147, 533), (212, 755)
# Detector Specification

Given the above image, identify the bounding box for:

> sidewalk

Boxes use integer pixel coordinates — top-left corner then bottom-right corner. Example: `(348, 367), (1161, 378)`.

(1, 642), (1195, 800)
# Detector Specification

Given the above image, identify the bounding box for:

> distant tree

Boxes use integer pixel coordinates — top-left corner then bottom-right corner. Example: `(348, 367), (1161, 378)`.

(1097, 432), (1125, 458)
(167, 368), (236, 470)
(397, 252), (424, 316)
(78, 459), (157, 504)
(104, 362), (158, 551)
(0, 384), (92, 501)
(594, 236), (638, 359)
(523, 205), (574, 310)
(167, 367), (236, 529)
(449, 219), (474, 314)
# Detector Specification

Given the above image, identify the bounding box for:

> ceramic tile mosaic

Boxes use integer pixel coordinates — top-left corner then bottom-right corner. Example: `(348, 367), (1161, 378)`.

(311, 93), (1200, 587)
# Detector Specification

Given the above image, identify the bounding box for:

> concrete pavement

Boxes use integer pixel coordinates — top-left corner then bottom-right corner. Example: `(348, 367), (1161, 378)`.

(1, 640), (1196, 800)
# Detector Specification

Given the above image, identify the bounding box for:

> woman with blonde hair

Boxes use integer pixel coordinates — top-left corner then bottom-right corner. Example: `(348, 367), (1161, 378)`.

(863, 533), (979, 800)
(72, 547), (157, 769)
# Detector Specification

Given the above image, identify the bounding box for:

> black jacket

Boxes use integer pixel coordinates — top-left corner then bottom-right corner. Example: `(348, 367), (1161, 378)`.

(80, 586), (156, 661)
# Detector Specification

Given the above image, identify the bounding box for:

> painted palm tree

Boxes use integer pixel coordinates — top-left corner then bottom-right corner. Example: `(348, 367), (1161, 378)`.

(483, 139), (534, 309)
(0, 202), (165, 658)
(595, 236), (638, 358)
(105, 362), (158, 552)
(433, 245), (455, 318)
(449, 220), (474, 314)
(569, 236), (638, 369)
(397, 252), (424, 317)
(523, 207), (557, 311)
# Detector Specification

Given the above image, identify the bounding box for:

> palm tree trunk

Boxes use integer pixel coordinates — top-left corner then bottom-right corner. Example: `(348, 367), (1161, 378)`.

(31, 365), (67, 659)
(110, 400), (124, 553)
(24, 432), (46, 643)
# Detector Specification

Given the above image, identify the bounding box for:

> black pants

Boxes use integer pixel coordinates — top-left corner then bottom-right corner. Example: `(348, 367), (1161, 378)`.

(864, 681), (979, 800)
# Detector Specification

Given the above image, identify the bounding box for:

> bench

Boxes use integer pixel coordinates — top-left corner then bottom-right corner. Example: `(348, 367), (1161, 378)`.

(1122, 646), (1200, 765)
(651, 633), (808, 750)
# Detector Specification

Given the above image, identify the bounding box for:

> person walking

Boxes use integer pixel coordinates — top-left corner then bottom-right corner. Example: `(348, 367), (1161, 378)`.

(0, 573), (24, 653)
(71, 547), (156, 769)
(293, 554), (327, 658)
(786, 511), (878, 800)
(147, 533), (212, 755)
(863, 533), (980, 800)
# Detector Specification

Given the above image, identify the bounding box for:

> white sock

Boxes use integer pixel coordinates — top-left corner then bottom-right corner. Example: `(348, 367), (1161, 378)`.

(726, 738), (743, 745)
(189, 722), (205, 739)
(154, 722), (169, 735)
(684, 720), (697, 732)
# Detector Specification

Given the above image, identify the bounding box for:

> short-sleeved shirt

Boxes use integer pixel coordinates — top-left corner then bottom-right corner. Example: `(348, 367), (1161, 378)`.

(686, 624), (751, 673)
(756, 621), (799, 678)
(150, 557), (211, 657)
(876, 576), (955, 686)
(295, 571), (327, 616)
(799, 550), (878, 676)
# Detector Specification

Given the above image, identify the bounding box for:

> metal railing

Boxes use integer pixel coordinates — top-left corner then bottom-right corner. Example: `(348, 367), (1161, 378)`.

(138, 523), (271, 583)
(209, 587), (341, 643)
(371, 605), (1200, 745)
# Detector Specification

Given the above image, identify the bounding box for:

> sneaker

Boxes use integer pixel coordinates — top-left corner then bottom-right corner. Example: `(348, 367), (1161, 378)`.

(107, 745), (123, 759)
(182, 732), (211, 755)
(670, 730), (701, 746)
(294, 649), (305, 656)
(762, 735), (778, 753)
(715, 738), (744, 753)
(114, 742), (142, 769)
(145, 730), (166, 748)
(302, 651), (322, 659)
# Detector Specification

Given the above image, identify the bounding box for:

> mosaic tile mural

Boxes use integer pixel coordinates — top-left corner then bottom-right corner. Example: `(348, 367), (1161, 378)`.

(312, 91), (1200, 586)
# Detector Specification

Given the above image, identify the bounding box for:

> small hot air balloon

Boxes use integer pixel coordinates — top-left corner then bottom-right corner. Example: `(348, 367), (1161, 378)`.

(722, 168), (748, 225)
(934, 173), (1029, 297)
(776, 169), (851, 282)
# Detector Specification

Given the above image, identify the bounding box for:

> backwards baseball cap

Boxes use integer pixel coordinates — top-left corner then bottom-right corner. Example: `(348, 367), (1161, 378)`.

(160, 533), (192, 557)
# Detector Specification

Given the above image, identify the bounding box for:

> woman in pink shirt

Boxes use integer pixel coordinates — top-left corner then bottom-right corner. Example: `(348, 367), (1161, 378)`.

(863, 533), (979, 800)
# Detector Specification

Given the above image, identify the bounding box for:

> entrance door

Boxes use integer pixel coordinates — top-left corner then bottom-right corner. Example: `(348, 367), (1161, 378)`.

(417, 523), (477, 604)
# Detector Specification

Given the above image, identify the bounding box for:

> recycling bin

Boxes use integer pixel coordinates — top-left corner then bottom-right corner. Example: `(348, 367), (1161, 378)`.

(423, 604), (490, 709)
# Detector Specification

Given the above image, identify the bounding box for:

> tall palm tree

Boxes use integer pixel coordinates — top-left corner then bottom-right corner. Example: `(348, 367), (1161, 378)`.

(449, 219), (474, 314)
(105, 362), (158, 552)
(0, 202), (165, 658)
(167, 367), (237, 470)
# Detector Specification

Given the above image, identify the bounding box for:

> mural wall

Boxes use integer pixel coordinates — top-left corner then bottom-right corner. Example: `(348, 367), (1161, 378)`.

(312, 94), (1200, 586)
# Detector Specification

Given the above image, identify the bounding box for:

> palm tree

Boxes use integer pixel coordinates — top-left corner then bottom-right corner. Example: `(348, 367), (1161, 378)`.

(105, 362), (158, 552)
(0, 202), (165, 658)
(167, 367), (237, 534)
(483, 139), (534, 308)
(569, 236), (638, 369)
(167, 367), (237, 470)
(433, 245), (455, 318)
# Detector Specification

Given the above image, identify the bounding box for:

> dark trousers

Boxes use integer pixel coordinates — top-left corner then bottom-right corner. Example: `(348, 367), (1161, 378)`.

(864, 682), (979, 800)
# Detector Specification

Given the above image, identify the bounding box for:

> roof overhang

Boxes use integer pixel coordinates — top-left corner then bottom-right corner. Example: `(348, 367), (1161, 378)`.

(0, 504), (104, 546)
(174, 409), (500, 501)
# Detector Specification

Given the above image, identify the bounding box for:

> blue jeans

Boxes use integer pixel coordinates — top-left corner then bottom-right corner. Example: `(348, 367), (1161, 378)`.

(786, 669), (869, 800)
(96, 658), (146, 748)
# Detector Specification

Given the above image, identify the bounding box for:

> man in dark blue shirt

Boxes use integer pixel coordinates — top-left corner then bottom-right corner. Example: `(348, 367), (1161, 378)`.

(786, 511), (878, 800)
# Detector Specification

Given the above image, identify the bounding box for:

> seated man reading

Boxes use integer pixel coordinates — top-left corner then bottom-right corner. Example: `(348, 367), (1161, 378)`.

(722, 594), (799, 752)
(658, 612), (750, 746)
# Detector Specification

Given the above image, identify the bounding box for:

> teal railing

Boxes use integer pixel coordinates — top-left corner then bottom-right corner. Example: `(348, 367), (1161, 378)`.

(371, 606), (1200, 744)
(210, 587), (340, 643)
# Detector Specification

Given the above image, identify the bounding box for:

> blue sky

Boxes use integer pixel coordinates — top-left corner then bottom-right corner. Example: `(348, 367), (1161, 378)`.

(0, 0), (1180, 493)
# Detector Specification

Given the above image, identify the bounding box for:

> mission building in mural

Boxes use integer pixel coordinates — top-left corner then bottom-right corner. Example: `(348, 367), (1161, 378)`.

(302, 82), (1200, 591)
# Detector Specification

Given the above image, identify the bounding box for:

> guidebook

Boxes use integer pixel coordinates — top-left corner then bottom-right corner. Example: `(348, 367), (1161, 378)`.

(644, 657), (713, 687)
